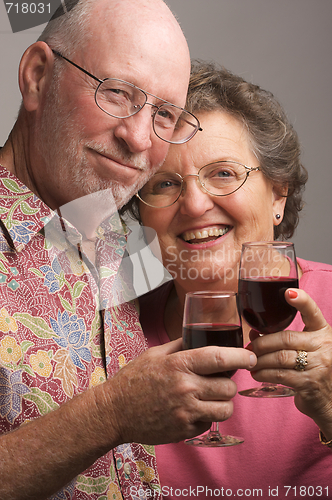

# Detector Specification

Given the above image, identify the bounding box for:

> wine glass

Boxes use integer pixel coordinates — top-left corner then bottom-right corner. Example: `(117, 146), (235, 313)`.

(237, 241), (299, 397)
(182, 291), (244, 447)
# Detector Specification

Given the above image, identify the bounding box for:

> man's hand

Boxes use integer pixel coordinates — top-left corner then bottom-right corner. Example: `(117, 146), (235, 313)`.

(97, 339), (257, 445)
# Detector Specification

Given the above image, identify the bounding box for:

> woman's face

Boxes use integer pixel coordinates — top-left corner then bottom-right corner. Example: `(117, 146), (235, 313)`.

(139, 111), (286, 292)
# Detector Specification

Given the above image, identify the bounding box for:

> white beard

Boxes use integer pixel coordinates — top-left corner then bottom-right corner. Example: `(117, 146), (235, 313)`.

(36, 72), (160, 210)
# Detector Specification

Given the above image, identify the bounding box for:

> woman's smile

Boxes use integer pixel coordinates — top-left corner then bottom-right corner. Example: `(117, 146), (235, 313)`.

(140, 110), (285, 290)
(181, 225), (231, 244)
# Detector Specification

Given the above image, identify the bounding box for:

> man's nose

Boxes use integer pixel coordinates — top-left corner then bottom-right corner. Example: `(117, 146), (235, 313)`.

(113, 106), (154, 153)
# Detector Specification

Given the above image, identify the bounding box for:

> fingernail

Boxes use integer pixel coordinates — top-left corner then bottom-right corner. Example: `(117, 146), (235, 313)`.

(249, 353), (257, 368)
(288, 289), (298, 299)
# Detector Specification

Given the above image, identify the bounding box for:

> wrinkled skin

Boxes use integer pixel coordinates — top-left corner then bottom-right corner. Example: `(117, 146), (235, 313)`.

(98, 339), (257, 445)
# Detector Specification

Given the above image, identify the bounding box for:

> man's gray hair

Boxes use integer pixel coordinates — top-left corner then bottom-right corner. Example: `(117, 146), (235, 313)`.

(37, 0), (95, 57)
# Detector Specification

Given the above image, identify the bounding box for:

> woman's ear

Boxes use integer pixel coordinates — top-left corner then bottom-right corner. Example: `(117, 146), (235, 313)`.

(272, 184), (288, 225)
(19, 41), (54, 112)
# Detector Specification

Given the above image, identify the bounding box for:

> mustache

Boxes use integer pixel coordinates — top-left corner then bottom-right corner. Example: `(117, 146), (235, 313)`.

(86, 140), (150, 171)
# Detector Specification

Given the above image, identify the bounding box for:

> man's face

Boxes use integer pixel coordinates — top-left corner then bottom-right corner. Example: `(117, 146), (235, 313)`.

(33, 1), (190, 211)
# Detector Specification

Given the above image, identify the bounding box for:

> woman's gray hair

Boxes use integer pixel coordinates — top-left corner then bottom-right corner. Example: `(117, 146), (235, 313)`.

(123, 60), (308, 240)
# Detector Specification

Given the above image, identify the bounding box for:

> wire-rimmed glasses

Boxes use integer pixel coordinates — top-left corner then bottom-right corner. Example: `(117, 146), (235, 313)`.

(136, 160), (260, 208)
(51, 49), (201, 144)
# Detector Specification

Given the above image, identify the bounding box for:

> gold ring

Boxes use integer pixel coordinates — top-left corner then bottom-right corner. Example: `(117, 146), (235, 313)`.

(294, 350), (308, 371)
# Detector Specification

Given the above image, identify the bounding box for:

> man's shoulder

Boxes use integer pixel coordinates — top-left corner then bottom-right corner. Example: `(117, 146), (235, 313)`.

(0, 165), (54, 251)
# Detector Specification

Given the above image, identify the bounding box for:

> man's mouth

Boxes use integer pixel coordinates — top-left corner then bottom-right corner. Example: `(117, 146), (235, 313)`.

(89, 144), (148, 172)
(181, 226), (230, 244)
(98, 153), (142, 171)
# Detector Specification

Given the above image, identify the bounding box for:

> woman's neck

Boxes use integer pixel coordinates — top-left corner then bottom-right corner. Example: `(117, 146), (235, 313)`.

(163, 279), (252, 344)
(164, 284), (184, 340)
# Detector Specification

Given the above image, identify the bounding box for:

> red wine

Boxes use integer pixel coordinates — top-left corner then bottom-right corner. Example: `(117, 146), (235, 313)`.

(238, 277), (298, 334)
(183, 323), (243, 377)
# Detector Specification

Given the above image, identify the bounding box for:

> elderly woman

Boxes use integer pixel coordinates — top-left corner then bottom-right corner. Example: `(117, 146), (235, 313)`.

(124, 61), (332, 497)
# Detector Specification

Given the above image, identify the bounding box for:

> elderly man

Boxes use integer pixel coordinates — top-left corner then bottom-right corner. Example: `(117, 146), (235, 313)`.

(0, 0), (255, 498)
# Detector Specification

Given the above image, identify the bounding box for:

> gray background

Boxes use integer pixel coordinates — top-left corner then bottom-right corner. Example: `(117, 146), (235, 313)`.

(1, 0), (331, 264)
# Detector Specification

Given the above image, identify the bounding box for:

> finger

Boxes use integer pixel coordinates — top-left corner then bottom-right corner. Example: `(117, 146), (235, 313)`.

(195, 399), (235, 423)
(163, 337), (183, 353)
(250, 359), (314, 392)
(196, 374), (238, 401)
(251, 347), (307, 372)
(250, 366), (300, 388)
(249, 329), (261, 342)
(248, 326), (328, 362)
(285, 288), (328, 331)
(182, 346), (257, 376)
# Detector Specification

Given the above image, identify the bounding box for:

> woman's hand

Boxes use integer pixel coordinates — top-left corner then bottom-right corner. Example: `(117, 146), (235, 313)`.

(248, 289), (332, 439)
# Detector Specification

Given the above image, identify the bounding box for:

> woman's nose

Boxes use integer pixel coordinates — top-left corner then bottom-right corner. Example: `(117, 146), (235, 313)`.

(178, 175), (215, 217)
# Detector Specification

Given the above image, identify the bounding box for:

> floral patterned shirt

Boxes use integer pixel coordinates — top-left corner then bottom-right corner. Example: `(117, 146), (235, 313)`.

(0, 166), (161, 500)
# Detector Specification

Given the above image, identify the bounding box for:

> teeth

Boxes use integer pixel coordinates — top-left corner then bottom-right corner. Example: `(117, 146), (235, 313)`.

(182, 227), (229, 242)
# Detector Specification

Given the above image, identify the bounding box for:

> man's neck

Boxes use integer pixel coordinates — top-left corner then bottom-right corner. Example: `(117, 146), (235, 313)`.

(57, 189), (119, 241)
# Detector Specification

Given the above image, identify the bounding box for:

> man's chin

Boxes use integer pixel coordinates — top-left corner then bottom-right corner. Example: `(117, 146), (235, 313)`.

(79, 180), (138, 211)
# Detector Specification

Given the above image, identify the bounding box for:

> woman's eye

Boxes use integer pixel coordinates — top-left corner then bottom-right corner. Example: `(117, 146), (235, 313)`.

(154, 179), (178, 191)
(162, 180), (176, 187)
(216, 169), (232, 177)
(210, 168), (235, 179)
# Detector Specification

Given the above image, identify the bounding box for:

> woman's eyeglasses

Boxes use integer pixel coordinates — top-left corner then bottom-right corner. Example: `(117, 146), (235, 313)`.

(136, 161), (260, 208)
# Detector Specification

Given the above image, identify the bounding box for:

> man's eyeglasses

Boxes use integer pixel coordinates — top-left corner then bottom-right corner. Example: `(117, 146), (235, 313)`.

(136, 161), (260, 208)
(52, 49), (202, 145)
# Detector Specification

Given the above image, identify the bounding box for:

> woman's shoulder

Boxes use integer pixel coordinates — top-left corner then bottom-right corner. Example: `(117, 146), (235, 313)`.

(138, 280), (173, 312)
(138, 281), (173, 347)
(298, 257), (332, 276)
(298, 258), (332, 321)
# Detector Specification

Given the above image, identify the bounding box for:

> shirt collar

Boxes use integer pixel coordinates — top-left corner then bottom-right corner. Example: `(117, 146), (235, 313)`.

(0, 165), (129, 253)
(0, 165), (55, 252)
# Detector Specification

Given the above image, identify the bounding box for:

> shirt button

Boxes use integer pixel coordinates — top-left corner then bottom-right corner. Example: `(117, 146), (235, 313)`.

(123, 463), (132, 476)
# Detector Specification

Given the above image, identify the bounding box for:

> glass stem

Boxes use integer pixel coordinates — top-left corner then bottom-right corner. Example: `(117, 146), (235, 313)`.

(208, 421), (221, 440)
(260, 382), (278, 392)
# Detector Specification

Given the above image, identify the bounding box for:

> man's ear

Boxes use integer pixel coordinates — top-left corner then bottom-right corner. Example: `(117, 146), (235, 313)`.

(19, 41), (55, 112)
(272, 184), (288, 225)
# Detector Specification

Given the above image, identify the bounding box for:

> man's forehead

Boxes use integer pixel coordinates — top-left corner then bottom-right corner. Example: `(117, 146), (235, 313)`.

(79, 2), (190, 106)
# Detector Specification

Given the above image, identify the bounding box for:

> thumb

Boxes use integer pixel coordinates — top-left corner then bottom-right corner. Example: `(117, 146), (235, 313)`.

(285, 288), (327, 332)
(148, 337), (183, 356)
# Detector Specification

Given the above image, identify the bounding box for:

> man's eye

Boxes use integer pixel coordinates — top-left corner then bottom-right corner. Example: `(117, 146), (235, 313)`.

(155, 106), (180, 126)
(157, 109), (173, 120)
(108, 88), (129, 98)
(99, 85), (132, 103)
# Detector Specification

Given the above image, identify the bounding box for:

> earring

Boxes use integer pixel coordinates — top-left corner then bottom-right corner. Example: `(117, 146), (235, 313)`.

(275, 214), (281, 220)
